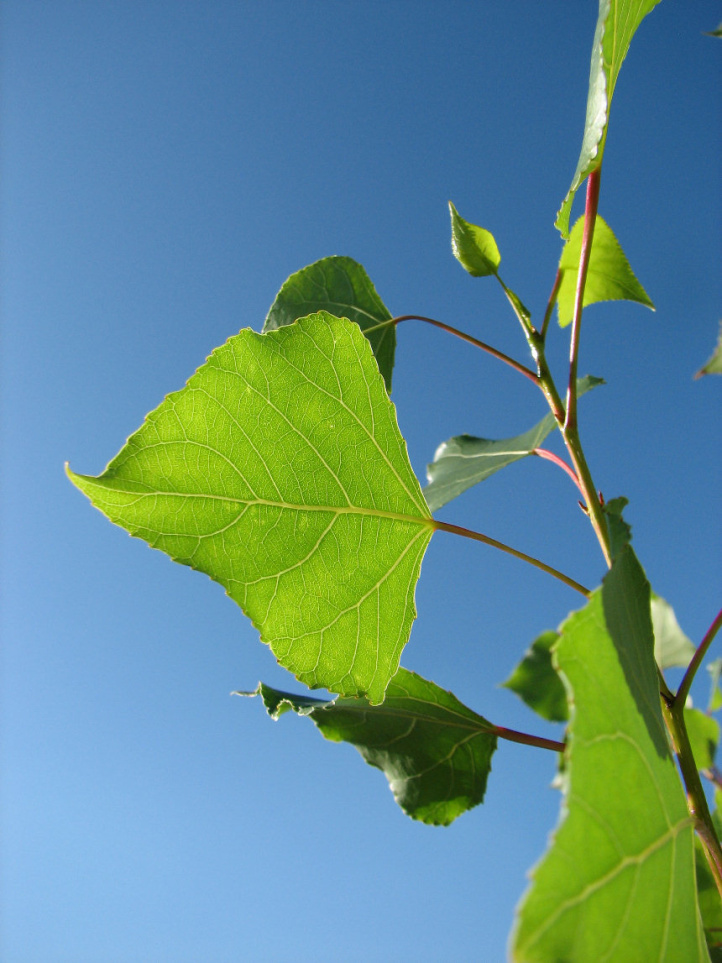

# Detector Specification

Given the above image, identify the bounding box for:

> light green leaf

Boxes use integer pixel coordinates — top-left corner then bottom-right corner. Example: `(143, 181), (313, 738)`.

(652, 593), (696, 669)
(695, 323), (722, 379)
(239, 666), (498, 826)
(557, 215), (654, 327)
(68, 313), (433, 705)
(556, 0), (663, 237)
(262, 256), (395, 392)
(502, 630), (568, 724)
(423, 375), (603, 512)
(704, 23), (722, 38)
(512, 546), (708, 962)
(708, 660), (722, 713)
(684, 707), (720, 772)
(449, 201), (501, 277)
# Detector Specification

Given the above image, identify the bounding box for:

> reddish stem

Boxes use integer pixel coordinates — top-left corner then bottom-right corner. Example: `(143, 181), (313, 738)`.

(532, 447), (585, 496)
(493, 725), (564, 753)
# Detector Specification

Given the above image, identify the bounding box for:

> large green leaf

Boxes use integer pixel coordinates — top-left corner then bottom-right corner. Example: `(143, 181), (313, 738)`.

(557, 215), (654, 327)
(512, 546), (709, 962)
(239, 666), (498, 826)
(68, 312), (433, 704)
(556, 0), (663, 237)
(263, 256), (396, 392)
(423, 375), (603, 512)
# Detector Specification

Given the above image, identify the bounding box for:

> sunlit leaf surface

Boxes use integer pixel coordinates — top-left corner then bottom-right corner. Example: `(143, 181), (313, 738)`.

(240, 666), (498, 826)
(512, 547), (708, 962)
(68, 313), (433, 704)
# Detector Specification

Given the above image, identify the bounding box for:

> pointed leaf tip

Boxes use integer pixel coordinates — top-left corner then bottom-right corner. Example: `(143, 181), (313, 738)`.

(448, 201), (501, 277)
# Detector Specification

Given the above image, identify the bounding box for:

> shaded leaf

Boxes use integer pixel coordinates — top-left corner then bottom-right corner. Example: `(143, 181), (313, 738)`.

(603, 495), (632, 559)
(695, 323), (722, 379)
(423, 375), (603, 512)
(449, 201), (501, 277)
(556, 0), (663, 236)
(557, 215), (654, 327)
(651, 593), (696, 669)
(502, 630), (568, 723)
(239, 667), (498, 826)
(68, 313), (433, 704)
(684, 707), (720, 772)
(512, 546), (708, 961)
(263, 256), (396, 392)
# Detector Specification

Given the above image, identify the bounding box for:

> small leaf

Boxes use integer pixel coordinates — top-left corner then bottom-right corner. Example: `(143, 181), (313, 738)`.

(423, 376), (603, 512)
(263, 256), (396, 392)
(557, 215), (654, 327)
(603, 495), (632, 559)
(651, 593), (696, 669)
(695, 322), (722, 378)
(449, 201), (501, 277)
(502, 630), (568, 723)
(704, 23), (722, 38)
(556, 0), (663, 236)
(512, 546), (708, 961)
(708, 660), (722, 713)
(239, 667), (498, 826)
(684, 707), (720, 771)
(68, 313), (433, 705)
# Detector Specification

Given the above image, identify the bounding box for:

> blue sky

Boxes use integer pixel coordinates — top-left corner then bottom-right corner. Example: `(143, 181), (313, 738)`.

(2, 2), (720, 960)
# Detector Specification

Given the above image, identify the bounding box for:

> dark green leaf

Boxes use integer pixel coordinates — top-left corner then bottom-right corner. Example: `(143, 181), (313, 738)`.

(239, 667), (498, 826)
(423, 375), (603, 512)
(603, 495), (632, 559)
(556, 0), (663, 237)
(512, 546), (707, 961)
(502, 631), (568, 723)
(695, 323), (722, 378)
(68, 313), (433, 704)
(704, 23), (722, 38)
(263, 256), (396, 392)
(684, 707), (719, 771)
(557, 215), (654, 327)
(449, 201), (501, 277)
(651, 593), (696, 669)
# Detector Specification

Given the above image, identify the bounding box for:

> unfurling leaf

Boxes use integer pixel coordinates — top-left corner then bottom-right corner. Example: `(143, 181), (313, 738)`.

(502, 631), (568, 723)
(556, 0), (663, 236)
(694, 323), (722, 379)
(68, 313), (433, 704)
(557, 215), (654, 327)
(239, 667), (498, 826)
(263, 256), (396, 391)
(423, 376), (603, 512)
(512, 546), (708, 961)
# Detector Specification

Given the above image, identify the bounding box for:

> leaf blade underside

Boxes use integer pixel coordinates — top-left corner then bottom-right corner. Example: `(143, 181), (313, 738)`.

(68, 313), (433, 704)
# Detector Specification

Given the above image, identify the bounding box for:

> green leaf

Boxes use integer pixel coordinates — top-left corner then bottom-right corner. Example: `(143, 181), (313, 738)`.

(695, 323), (722, 379)
(704, 23), (722, 38)
(603, 495), (632, 559)
(423, 375), (603, 512)
(651, 593), (696, 669)
(502, 630), (568, 724)
(708, 660), (722, 713)
(695, 836), (722, 960)
(512, 546), (709, 962)
(449, 201), (501, 277)
(262, 256), (396, 392)
(68, 313), (433, 705)
(239, 666), (498, 826)
(557, 215), (654, 327)
(684, 707), (720, 771)
(556, 0), (663, 237)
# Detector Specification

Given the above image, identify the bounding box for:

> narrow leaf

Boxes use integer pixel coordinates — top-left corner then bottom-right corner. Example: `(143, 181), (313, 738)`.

(423, 375), (603, 512)
(556, 0), (663, 237)
(557, 215), (654, 327)
(68, 313), (433, 705)
(502, 630), (568, 724)
(684, 707), (720, 772)
(239, 666), (498, 826)
(695, 323), (722, 378)
(512, 546), (708, 962)
(449, 201), (501, 277)
(651, 593), (696, 669)
(263, 256), (396, 392)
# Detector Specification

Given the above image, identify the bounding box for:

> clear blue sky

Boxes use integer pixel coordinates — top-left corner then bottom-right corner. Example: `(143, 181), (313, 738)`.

(2, 2), (720, 960)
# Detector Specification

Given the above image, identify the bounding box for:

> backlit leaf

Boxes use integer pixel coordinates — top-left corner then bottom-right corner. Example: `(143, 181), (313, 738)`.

(651, 593), (696, 669)
(708, 660), (722, 713)
(695, 323), (722, 379)
(68, 313), (433, 704)
(239, 667), (498, 826)
(557, 215), (654, 327)
(423, 375), (603, 512)
(449, 201), (501, 277)
(263, 256), (395, 392)
(512, 546), (708, 961)
(556, 0), (663, 237)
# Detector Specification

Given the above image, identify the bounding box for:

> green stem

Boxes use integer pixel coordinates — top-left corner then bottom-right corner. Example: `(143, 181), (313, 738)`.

(675, 606), (722, 710)
(364, 315), (539, 385)
(432, 519), (590, 597)
(539, 268), (562, 342)
(493, 725), (564, 753)
(662, 697), (722, 899)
